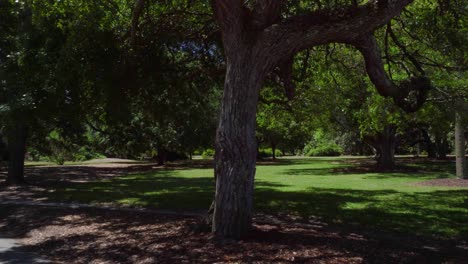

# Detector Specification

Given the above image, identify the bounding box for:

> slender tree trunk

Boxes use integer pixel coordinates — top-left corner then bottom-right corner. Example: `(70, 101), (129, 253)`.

(376, 126), (396, 171)
(212, 54), (262, 239)
(271, 142), (276, 160)
(434, 135), (448, 160)
(455, 111), (467, 179)
(157, 146), (167, 166)
(256, 137), (262, 160)
(421, 129), (436, 158)
(6, 123), (27, 185)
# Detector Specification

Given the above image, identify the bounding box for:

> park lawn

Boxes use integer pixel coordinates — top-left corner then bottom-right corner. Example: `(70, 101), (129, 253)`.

(47, 157), (467, 239)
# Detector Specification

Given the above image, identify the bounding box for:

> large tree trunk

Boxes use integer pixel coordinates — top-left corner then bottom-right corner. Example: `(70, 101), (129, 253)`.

(376, 126), (396, 171)
(455, 110), (467, 179)
(365, 126), (397, 171)
(212, 54), (262, 239)
(6, 123), (27, 185)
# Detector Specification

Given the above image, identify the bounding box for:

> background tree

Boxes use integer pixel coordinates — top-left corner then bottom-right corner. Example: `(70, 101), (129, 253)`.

(0, 0), (79, 184)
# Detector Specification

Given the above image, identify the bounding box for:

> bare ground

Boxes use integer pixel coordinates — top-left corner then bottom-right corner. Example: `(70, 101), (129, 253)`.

(413, 178), (468, 187)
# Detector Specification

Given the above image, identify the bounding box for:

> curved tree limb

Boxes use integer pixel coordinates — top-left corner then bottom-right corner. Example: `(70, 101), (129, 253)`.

(251, 0), (284, 30)
(211, 0), (246, 34)
(352, 34), (399, 97)
(387, 23), (425, 75)
(130, 0), (146, 48)
(276, 56), (295, 100)
(259, 0), (415, 61)
(350, 34), (431, 112)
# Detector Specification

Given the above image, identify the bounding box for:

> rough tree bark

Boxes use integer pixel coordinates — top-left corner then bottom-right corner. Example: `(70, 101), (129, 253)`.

(210, 0), (424, 239)
(213, 52), (265, 239)
(364, 125), (397, 171)
(376, 126), (397, 171)
(6, 122), (27, 185)
(455, 109), (467, 179)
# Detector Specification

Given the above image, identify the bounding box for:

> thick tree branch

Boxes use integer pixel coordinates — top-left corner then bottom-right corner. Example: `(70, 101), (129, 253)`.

(276, 56), (295, 100)
(130, 0), (146, 47)
(387, 23), (425, 75)
(211, 0), (252, 58)
(351, 34), (431, 112)
(211, 0), (245, 33)
(353, 34), (399, 97)
(259, 0), (414, 63)
(251, 0), (284, 30)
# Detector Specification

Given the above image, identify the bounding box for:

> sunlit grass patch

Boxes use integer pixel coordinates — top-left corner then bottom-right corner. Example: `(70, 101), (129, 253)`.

(46, 157), (467, 238)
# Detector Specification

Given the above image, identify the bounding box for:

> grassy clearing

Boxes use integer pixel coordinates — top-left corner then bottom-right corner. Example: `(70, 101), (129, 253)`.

(46, 157), (467, 238)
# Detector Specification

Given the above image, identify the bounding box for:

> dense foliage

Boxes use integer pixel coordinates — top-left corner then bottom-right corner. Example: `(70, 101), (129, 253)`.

(0, 0), (466, 168)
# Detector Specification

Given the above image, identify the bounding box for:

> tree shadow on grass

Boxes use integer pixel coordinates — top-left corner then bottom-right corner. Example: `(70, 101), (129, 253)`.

(283, 162), (456, 179)
(1, 160), (466, 239)
(39, 169), (468, 239)
(255, 187), (468, 239)
(44, 171), (214, 210)
(44, 170), (287, 211)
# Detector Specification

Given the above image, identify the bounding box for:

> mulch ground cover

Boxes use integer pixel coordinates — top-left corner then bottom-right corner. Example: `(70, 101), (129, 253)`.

(0, 204), (466, 264)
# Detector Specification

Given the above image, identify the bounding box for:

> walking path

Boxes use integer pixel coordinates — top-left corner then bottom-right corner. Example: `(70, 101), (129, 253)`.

(0, 238), (49, 264)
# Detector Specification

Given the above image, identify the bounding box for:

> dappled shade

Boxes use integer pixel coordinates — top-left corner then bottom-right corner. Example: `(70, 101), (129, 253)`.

(1, 158), (466, 238)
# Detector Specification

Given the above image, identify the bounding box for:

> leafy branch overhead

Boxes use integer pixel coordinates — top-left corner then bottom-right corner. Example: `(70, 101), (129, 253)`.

(212, 0), (431, 112)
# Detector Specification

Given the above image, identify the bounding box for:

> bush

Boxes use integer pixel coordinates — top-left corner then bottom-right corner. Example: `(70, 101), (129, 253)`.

(258, 148), (282, 159)
(48, 145), (72, 165)
(303, 130), (343, 157)
(305, 143), (342, 157)
(73, 147), (105, 161)
(201, 149), (215, 159)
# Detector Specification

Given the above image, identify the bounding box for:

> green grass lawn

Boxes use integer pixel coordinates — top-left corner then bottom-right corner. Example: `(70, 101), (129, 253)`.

(47, 157), (467, 239)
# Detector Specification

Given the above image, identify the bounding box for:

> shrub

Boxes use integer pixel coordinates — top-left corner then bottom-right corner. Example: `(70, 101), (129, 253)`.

(73, 147), (105, 161)
(201, 149), (215, 159)
(303, 129), (343, 157)
(258, 148), (282, 159)
(305, 143), (342, 157)
(48, 145), (72, 165)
